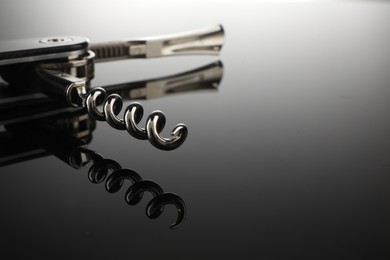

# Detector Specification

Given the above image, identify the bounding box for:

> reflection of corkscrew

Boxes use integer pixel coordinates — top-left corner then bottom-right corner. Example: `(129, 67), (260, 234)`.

(75, 147), (186, 229)
(2, 109), (187, 229)
(0, 25), (224, 150)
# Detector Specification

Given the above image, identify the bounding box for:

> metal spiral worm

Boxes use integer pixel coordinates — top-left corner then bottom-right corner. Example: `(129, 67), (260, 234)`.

(83, 87), (188, 151)
(79, 148), (186, 229)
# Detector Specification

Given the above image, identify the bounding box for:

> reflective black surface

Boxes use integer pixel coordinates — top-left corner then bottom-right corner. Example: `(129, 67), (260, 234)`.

(3, 111), (186, 229)
(0, 1), (389, 259)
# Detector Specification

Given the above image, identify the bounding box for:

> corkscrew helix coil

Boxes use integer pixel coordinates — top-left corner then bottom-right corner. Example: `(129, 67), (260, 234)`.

(76, 147), (186, 229)
(83, 87), (188, 151)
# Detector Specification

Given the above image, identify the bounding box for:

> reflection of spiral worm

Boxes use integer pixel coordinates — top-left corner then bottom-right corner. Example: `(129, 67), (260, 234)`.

(78, 148), (186, 229)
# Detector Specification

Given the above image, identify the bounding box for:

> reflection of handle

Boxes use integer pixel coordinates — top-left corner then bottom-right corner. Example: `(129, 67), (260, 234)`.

(128, 61), (223, 100)
(90, 24), (224, 62)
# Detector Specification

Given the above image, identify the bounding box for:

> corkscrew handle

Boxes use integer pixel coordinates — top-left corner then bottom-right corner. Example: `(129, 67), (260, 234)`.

(90, 24), (224, 62)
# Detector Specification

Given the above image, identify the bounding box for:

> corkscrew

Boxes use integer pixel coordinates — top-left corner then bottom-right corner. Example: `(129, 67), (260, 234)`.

(1, 109), (187, 229)
(0, 25), (224, 150)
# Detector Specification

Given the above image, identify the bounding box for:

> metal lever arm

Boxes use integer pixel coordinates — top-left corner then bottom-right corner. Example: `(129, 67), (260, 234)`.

(90, 24), (224, 62)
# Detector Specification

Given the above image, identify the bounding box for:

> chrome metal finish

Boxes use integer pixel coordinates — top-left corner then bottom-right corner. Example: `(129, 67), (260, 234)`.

(125, 103), (147, 140)
(146, 111), (188, 151)
(38, 50), (95, 81)
(90, 24), (224, 62)
(82, 86), (188, 151)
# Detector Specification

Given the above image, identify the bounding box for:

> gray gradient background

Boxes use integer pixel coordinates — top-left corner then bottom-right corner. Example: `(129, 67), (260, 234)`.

(0, 0), (389, 259)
